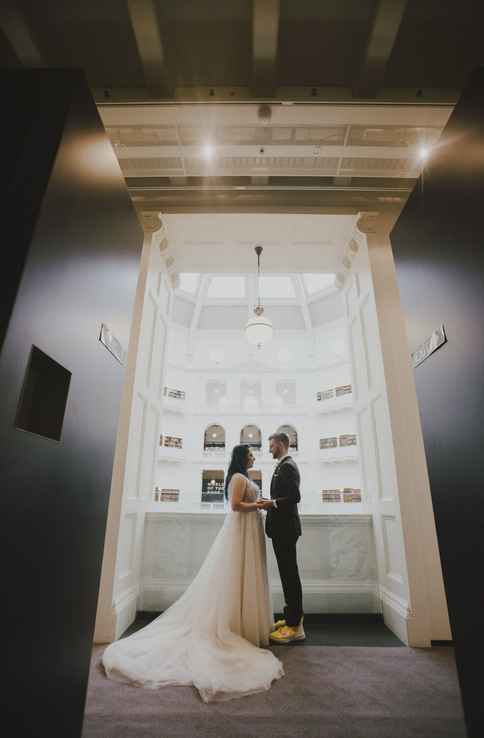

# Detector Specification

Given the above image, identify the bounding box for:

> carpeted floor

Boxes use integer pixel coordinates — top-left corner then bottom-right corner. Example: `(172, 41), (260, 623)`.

(83, 632), (466, 738)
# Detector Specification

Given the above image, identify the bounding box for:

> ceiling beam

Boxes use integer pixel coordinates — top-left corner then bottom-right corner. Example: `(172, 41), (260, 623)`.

(127, 0), (173, 97)
(251, 176), (270, 186)
(0, 5), (46, 66)
(93, 86), (458, 105)
(170, 176), (188, 186)
(353, 0), (408, 98)
(252, 0), (280, 96)
(129, 186), (409, 214)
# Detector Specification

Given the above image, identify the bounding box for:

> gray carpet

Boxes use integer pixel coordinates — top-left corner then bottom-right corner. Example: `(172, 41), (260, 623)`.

(82, 643), (466, 738)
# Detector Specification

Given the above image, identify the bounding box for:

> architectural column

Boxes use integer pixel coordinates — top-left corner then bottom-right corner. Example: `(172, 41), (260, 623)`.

(356, 211), (451, 643)
(94, 212), (163, 643)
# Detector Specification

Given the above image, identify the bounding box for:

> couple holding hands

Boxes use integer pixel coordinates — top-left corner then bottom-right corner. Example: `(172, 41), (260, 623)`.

(103, 432), (304, 702)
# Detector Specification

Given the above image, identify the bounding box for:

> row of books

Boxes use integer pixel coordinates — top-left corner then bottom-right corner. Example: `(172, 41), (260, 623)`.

(152, 489), (362, 504)
(164, 385), (353, 404)
(153, 487), (180, 502)
(163, 387), (186, 400)
(160, 434), (183, 449)
(160, 435), (355, 452)
(317, 384), (352, 401)
(321, 488), (362, 503)
(320, 434), (357, 449)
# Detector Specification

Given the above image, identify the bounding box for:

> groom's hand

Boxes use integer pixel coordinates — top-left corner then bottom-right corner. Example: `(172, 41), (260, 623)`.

(257, 499), (274, 510)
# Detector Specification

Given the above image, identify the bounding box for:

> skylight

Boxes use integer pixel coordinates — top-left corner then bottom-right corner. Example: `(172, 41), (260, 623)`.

(207, 276), (245, 299)
(178, 273), (200, 295)
(303, 273), (336, 295)
(259, 276), (296, 299)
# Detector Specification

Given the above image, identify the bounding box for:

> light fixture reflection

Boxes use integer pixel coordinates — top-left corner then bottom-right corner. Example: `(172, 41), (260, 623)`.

(418, 145), (430, 161)
(201, 143), (215, 160)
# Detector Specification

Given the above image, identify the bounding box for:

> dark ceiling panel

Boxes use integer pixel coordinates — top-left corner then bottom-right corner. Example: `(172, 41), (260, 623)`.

(156, 0), (252, 86)
(278, 0), (374, 86)
(3, 1), (479, 95)
(20, 0), (144, 88)
(385, 0), (484, 89)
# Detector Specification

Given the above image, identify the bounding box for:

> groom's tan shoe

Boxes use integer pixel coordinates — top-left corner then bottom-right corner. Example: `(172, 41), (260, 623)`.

(269, 620), (305, 644)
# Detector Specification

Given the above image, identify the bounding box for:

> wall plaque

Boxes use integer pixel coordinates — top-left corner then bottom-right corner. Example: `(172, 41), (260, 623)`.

(99, 323), (126, 365)
(411, 325), (447, 368)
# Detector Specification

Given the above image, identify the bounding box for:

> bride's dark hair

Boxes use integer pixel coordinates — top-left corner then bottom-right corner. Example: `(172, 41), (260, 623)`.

(225, 444), (250, 499)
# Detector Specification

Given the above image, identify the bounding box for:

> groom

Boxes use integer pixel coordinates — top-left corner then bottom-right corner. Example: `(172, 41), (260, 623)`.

(258, 432), (305, 643)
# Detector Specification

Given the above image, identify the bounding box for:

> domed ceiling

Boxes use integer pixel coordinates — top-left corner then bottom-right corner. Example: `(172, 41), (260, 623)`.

(164, 212), (355, 332)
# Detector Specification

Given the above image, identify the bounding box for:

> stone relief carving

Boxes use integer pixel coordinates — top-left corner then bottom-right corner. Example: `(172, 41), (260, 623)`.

(329, 526), (374, 579)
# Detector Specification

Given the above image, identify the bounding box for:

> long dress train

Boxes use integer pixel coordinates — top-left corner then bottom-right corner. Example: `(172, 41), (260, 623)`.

(102, 476), (284, 702)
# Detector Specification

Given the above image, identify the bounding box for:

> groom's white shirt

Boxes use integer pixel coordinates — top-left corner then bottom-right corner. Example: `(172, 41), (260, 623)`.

(271, 453), (290, 508)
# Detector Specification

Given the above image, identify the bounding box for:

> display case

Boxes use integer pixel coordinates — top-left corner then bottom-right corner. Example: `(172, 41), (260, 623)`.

(320, 433), (358, 463)
(201, 470), (225, 503)
(316, 383), (353, 413)
(321, 488), (362, 504)
(153, 487), (180, 503)
(162, 386), (186, 414)
(159, 433), (185, 461)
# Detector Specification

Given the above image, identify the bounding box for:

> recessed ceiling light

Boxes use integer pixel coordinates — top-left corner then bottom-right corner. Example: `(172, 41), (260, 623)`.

(201, 143), (215, 160)
(418, 145), (430, 161)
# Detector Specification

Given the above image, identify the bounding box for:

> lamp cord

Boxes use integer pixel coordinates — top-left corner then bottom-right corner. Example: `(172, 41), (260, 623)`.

(255, 245), (263, 310)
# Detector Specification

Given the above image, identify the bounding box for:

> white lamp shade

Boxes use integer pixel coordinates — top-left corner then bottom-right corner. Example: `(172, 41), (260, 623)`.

(245, 314), (273, 348)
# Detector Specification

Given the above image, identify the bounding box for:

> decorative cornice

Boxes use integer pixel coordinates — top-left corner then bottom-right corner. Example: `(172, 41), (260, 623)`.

(355, 210), (399, 238)
(356, 211), (380, 236)
(336, 235), (362, 289)
(139, 212), (163, 234)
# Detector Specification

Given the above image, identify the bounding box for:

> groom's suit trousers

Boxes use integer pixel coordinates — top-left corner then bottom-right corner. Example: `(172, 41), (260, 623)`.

(272, 537), (303, 627)
(266, 456), (303, 627)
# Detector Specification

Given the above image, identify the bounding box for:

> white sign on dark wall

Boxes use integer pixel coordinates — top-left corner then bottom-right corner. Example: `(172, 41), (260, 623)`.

(411, 325), (447, 368)
(99, 323), (126, 365)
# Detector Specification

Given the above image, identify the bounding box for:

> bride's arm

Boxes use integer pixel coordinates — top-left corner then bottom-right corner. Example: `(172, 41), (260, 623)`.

(230, 474), (258, 512)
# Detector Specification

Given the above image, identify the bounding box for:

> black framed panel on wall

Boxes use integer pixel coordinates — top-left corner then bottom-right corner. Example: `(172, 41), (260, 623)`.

(15, 346), (71, 442)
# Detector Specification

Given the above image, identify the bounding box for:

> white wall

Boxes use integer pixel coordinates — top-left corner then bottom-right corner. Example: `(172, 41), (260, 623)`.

(344, 218), (451, 644)
(94, 220), (172, 643)
(154, 314), (364, 516)
(140, 513), (378, 614)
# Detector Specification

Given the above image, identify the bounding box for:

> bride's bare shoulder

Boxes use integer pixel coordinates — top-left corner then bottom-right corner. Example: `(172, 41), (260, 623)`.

(230, 473), (247, 487)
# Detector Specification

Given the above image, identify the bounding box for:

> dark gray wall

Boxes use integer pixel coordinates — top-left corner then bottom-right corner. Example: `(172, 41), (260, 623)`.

(0, 71), (143, 737)
(391, 69), (484, 738)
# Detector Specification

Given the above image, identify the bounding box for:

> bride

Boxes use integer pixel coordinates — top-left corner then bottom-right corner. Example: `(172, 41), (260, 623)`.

(102, 444), (284, 702)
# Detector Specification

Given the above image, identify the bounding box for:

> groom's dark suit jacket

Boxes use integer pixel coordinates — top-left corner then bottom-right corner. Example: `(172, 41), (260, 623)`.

(265, 456), (301, 542)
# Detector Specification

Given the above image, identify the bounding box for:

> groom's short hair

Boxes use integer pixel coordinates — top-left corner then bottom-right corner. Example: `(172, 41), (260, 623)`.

(269, 432), (289, 448)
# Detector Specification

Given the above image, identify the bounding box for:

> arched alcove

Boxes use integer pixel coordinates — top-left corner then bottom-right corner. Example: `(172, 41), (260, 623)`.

(277, 424), (298, 451)
(203, 424), (226, 452)
(240, 424), (262, 448)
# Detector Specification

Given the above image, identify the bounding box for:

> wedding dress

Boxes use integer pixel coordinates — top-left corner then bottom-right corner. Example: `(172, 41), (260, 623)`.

(102, 475), (284, 702)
